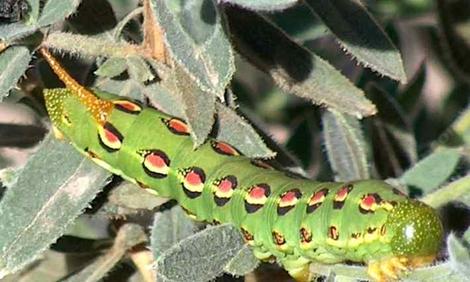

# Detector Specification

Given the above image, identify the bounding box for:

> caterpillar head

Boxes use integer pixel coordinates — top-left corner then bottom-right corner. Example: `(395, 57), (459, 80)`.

(386, 200), (443, 265)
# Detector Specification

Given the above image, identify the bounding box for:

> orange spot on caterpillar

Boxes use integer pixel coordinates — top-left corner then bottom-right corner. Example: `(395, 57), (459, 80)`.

(142, 150), (170, 178)
(211, 141), (240, 156)
(277, 188), (302, 215)
(113, 100), (142, 114)
(181, 167), (205, 199)
(162, 117), (190, 135)
(98, 122), (123, 152)
(213, 175), (237, 206)
(333, 184), (353, 209)
(359, 193), (382, 214)
(245, 183), (270, 213)
(250, 159), (273, 169)
(307, 188), (328, 213)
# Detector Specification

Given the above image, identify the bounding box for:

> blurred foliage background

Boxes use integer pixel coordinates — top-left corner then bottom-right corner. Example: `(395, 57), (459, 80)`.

(0, 0), (469, 281)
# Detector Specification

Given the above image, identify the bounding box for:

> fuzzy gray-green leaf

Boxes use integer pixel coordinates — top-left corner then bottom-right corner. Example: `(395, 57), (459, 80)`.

(156, 224), (245, 282)
(0, 23), (38, 42)
(225, 7), (376, 118)
(37, 0), (82, 27)
(94, 57), (128, 78)
(151, 206), (197, 260)
(0, 46), (32, 101)
(401, 148), (461, 193)
(216, 103), (275, 158)
(447, 234), (470, 277)
(223, 245), (259, 276)
(422, 175), (470, 208)
(305, 0), (406, 82)
(153, 0), (235, 98)
(223, 0), (297, 11)
(173, 65), (216, 147)
(126, 56), (155, 82)
(26, 0), (40, 22)
(0, 134), (110, 278)
(322, 109), (369, 181)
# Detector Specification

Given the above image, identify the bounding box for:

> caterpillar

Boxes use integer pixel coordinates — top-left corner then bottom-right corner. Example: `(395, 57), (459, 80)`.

(39, 48), (443, 282)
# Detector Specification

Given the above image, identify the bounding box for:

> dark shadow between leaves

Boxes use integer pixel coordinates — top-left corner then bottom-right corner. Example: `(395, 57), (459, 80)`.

(225, 5), (313, 83)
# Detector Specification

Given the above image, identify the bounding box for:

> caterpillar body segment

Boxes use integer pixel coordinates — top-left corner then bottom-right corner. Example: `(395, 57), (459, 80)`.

(41, 49), (443, 282)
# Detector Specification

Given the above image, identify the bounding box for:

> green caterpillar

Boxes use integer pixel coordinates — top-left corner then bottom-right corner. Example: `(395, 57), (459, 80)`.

(40, 48), (443, 282)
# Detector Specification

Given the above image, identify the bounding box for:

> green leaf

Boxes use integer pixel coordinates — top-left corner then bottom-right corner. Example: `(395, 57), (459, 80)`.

(225, 7), (376, 118)
(215, 103), (275, 158)
(37, 0), (82, 27)
(401, 147), (461, 193)
(153, 0), (235, 98)
(422, 175), (470, 208)
(43, 32), (135, 58)
(305, 0), (407, 82)
(0, 23), (38, 42)
(223, 0), (297, 11)
(64, 224), (147, 282)
(94, 57), (128, 78)
(172, 65), (216, 147)
(223, 245), (258, 276)
(0, 46), (32, 101)
(269, 3), (327, 42)
(156, 224), (245, 282)
(96, 77), (145, 101)
(150, 206), (197, 259)
(126, 56), (155, 83)
(26, 0), (41, 23)
(0, 134), (110, 278)
(447, 234), (470, 277)
(322, 109), (369, 181)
